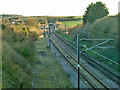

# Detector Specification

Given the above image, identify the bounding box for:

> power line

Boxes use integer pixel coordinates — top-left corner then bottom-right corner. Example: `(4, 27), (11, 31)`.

(89, 49), (120, 66)
(56, 34), (119, 66)
(80, 43), (120, 66)
(76, 29), (118, 38)
(80, 38), (114, 41)
(84, 40), (110, 51)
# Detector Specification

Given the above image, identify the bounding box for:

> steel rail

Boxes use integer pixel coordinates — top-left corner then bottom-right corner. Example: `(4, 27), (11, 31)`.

(51, 34), (108, 89)
(53, 32), (120, 85)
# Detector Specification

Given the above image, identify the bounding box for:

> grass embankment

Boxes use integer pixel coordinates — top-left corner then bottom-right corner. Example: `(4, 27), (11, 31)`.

(33, 38), (74, 88)
(57, 15), (119, 71)
(56, 30), (72, 40)
(80, 16), (119, 70)
(2, 19), (41, 88)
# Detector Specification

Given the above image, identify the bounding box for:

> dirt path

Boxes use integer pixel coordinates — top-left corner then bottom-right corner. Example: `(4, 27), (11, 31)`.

(33, 38), (74, 88)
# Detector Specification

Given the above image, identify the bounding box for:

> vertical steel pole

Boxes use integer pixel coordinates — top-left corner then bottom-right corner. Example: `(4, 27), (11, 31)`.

(32, 72), (35, 90)
(20, 83), (22, 90)
(53, 24), (55, 33)
(77, 34), (80, 90)
(20, 69), (22, 90)
(32, 80), (34, 90)
(65, 24), (66, 31)
(49, 25), (51, 48)
(44, 26), (45, 37)
(65, 24), (66, 35)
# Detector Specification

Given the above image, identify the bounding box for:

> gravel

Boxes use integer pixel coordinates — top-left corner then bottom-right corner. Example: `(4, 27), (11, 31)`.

(45, 35), (88, 88)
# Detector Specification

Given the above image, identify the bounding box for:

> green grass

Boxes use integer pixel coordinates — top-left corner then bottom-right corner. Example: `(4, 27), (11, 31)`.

(56, 30), (119, 71)
(86, 50), (119, 71)
(34, 38), (74, 88)
(61, 20), (83, 26)
(67, 15), (119, 70)
(56, 30), (72, 40)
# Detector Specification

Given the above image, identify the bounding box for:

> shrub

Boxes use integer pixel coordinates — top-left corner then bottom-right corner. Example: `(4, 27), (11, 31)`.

(29, 31), (39, 41)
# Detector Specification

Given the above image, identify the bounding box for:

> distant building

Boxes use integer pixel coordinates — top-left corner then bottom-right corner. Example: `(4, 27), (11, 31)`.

(9, 17), (25, 25)
(12, 22), (15, 24)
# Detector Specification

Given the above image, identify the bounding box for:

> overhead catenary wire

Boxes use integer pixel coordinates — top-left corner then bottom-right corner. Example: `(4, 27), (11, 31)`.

(53, 32), (120, 86)
(76, 29), (118, 43)
(56, 33), (119, 65)
(80, 38), (114, 41)
(89, 49), (120, 66)
(84, 40), (110, 51)
(76, 28), (118, 38)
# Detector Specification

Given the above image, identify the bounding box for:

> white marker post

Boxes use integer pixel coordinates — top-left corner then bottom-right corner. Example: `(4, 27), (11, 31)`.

(32, 72), (35, 90)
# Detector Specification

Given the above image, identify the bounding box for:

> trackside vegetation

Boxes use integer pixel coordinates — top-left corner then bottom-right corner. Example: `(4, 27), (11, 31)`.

(2, 18), (40, 88)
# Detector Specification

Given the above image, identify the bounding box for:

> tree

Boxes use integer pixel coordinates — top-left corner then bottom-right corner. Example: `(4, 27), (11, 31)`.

(26, 19), (39, 28)
(2, 24), (6, 31)
(83, 2), (109, 25)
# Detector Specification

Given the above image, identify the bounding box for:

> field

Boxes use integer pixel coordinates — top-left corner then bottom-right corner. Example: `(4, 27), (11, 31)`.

(61, 20), (83, 26)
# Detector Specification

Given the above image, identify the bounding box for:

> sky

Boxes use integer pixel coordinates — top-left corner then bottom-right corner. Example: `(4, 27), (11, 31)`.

(0, 0), (119, 16)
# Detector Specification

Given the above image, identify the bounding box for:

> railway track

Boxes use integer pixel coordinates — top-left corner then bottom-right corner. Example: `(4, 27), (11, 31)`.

(52, 32), (120, 86)
(50, 33), (108, 89)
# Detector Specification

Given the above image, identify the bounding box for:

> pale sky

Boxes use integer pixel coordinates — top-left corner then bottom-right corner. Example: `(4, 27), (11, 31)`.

(0, 0), (119, 16)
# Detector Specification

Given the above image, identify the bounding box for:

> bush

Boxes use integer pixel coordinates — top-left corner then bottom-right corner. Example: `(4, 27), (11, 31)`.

(2, 41), (27, 68)
(26, 19), (39, 28)
(14, 40), (35, 62)
(29, 31), (39, 40)
(2, 24), (36, 87)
